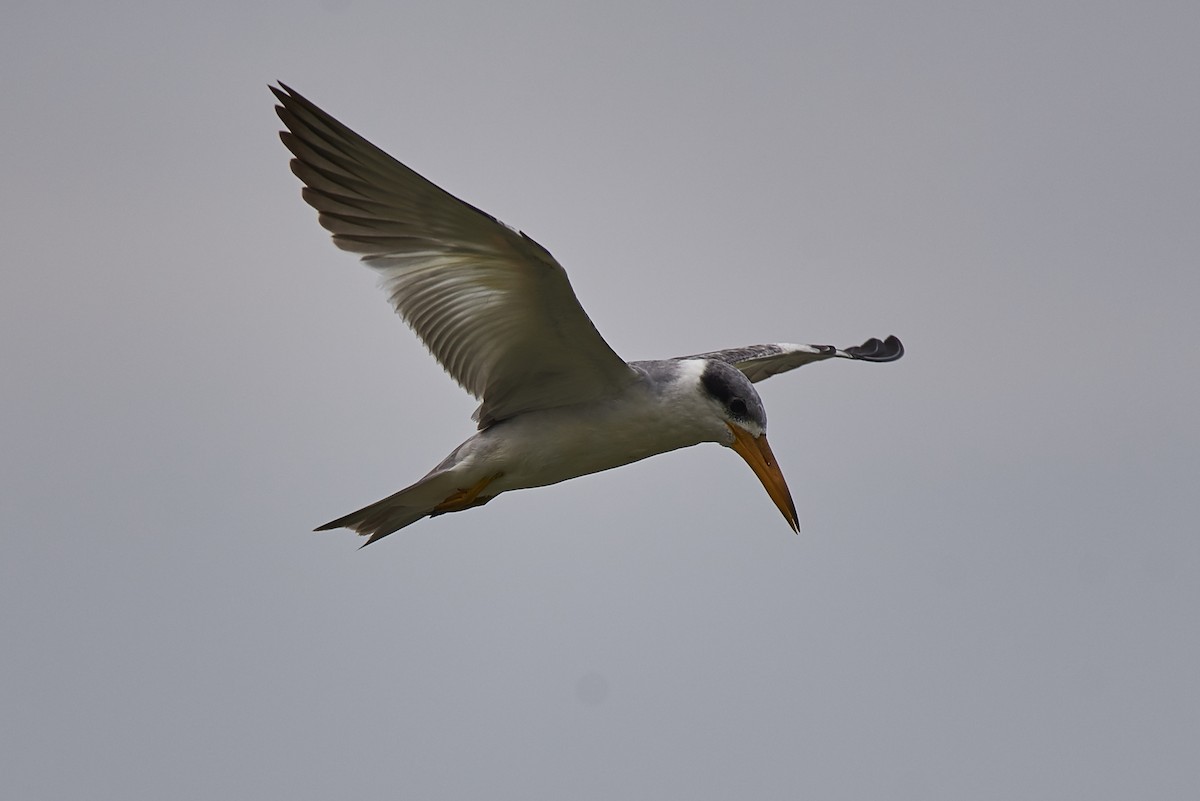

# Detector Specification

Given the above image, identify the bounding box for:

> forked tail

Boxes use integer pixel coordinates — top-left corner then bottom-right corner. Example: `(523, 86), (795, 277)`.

(315, 471), (498, 547)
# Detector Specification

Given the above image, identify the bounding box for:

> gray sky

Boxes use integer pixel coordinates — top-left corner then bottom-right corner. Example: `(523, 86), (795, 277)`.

(3, 1), (1197, 798)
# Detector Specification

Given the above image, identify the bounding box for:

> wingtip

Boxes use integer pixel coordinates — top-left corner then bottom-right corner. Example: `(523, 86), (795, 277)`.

(846, 334), (904, 362)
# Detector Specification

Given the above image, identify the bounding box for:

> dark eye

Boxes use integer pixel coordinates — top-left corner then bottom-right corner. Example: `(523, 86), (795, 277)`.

(729, 398), (748, 417)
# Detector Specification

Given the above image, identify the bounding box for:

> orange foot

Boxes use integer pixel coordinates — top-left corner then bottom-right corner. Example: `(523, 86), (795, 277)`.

(432, 473), (502, 514)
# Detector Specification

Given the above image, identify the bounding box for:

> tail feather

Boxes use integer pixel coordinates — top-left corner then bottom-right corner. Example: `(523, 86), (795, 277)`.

(315, 473), (454, 546)
(315, 500), (430, 547)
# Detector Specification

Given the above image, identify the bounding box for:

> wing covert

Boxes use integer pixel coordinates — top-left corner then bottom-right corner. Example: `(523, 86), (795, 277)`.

(685, 335), (904, 383)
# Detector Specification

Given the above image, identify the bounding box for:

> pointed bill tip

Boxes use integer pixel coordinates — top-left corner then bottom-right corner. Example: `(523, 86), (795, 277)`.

(726, 423), (800, 533)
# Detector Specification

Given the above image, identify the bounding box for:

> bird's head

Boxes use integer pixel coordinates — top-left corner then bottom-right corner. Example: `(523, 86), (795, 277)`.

(698, 360), (800, 532)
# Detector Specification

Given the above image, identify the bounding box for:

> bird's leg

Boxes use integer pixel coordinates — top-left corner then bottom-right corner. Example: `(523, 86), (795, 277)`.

(433, 472), (503, 513)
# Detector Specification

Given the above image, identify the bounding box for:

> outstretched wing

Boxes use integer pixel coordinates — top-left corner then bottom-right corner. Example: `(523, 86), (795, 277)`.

(684, 335), (904, 383)
(273, 84), (638, 427)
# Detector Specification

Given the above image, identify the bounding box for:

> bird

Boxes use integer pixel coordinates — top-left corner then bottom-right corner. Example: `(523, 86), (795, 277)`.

(272, 83), (903, 546)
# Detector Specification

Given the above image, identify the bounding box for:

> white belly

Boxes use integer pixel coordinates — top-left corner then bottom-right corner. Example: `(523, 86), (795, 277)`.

(455, 389), (723, 494)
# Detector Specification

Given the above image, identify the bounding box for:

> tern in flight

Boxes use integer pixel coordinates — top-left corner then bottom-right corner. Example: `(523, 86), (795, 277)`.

(273, 84), (903, 546)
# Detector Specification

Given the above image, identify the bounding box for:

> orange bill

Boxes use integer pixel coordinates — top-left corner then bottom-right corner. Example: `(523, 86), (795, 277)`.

(727, 422), (800, 533)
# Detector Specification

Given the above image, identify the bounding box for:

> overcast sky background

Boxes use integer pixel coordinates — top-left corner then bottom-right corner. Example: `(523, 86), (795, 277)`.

(3, 1), (1197, 799)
